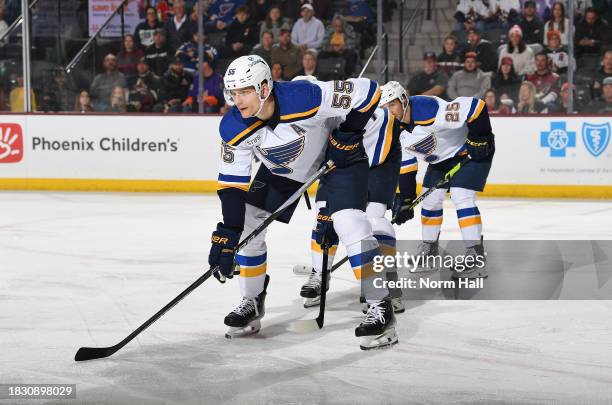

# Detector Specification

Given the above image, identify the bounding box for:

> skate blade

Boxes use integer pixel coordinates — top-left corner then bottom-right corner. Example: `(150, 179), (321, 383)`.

(359, 329), (398, 350)
(392, 304), (406, 314)
(293, 265), (312, 276)
(303, 296), (320, 308)
(225, 320), (261, 339)
(288, 318), (321, 333)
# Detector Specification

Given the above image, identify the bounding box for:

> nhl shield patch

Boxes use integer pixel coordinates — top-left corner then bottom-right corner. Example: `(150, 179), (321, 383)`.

(582, 123), (611, 157)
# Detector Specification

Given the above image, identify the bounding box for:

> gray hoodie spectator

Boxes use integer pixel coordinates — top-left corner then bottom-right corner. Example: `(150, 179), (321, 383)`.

(447, 52), (491, 99)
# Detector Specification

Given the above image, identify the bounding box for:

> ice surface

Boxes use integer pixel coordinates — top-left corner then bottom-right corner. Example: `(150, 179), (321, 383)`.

(1, 192), (612, 404)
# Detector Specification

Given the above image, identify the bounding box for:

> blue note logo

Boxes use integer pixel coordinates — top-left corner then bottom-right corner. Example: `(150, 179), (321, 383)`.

(257, 136), (305, 174)
(407, 134), (438, 162)
(582, 123), (610, 157)
(540, 121), (576, 157)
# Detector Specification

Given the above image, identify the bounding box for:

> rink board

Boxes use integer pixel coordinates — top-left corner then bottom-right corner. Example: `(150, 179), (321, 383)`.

(0, 114), (611, 197)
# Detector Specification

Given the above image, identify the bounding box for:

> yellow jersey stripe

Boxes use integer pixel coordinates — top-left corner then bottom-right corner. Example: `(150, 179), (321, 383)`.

(310, 240), (339, 256)
(379, 113), (395, 164)
(458, 216), (482, 228)
(217, 183), (250, 191)
(467, 100), (485, 123)
(357, 89), (381, 113)
(400, 164), (418, 174)
(414, 117), (435, 125)
(280, 106), (320, 121)
(227, 120), (264, 146)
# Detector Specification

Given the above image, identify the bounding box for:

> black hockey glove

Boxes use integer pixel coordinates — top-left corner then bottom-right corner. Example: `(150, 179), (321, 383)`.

(391, 194), (415, 225)
(466, 132), (495, 161)
(326, 128), (366, 168)
(209, 222), (240, 280)
(313, 208), (339, 248)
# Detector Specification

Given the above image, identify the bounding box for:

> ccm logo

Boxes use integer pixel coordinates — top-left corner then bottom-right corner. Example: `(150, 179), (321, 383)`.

(0, 123), (24, 163)
(212, 236), (229, 244)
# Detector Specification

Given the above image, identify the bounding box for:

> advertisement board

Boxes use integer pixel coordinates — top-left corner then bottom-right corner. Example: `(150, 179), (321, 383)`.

(0, 114), (611, 197)
(88, 0), (141, 37)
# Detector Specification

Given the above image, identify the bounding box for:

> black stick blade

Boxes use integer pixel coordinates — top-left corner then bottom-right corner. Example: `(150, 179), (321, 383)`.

(74, 346), (117, 362)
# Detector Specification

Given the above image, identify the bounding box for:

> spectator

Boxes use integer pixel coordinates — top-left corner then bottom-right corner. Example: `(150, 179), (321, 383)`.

(223, 5), (258, 58)
(593, 51), (612, 99)
(252, 31), (275, 65)
(145, 28), (173, 77)
(499, 25), (536, 75)
(485, 0), (521, 29)
(271, 62), (285, 81)
(206, 0), (247, 32)
(176, 31), (202, 74)
(160, 57), (193, 112)
(74, 89), (94, 113)
(165, 0), (192, 51)
(587, 77), (612, 113)
(345, 0), (374, 24)
(291, 3), (325, 50)
(320, 15), (358, 76)
(454, 0), (488, 32)
(106, 86), (127, 112)
(575, 8), (610, 56)
(260, 6), (290, 44)
(447, 52), (491, 99)
(516, 81), (547, 113)
(438, 35), (463, 76)
(90, 53), (127, 111)
(248, 0), (271, 24)
(593, 0), (612, 26)
(156, 0), (171, 23)
(544, 30), (572, 74)
(117, 34), (144, 86)
(407, 52), (449, 98)
(526, 52), (560, 108)
(484, 88), (512, 114)
(185, 55), (224, 113)
(41, 69), (75, 112)
(519, 0), (544, 44)
(492, 56), (522, 102)
(9, 75), (37, 112)
(296, 49), (320, 77)
(550, 82), (582, 113)
(544, 2), (571, 46)
(271, 27), (303, 79)
(466, 28), (498, 72)
(134, 6), (162, 47)
(128, 58), (161, 112)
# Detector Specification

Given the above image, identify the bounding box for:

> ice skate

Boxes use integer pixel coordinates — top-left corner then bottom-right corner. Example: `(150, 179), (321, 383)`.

(300, 269), (329, 308)
(225, 275), (269, 338)
(362, 297), (405, 314)
(356, 300), (398, 350)
(453, 238), (488, 279)
(411, 241), (441, 273)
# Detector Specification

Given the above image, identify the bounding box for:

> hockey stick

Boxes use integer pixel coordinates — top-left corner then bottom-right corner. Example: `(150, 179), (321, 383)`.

(292, 156), (471, 276)
(74, 160), (336, 362)
(289, 240), (331, 332)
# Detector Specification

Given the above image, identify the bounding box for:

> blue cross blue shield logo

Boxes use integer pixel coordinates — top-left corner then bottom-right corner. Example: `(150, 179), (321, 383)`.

(540, 121), (576, 157)
(582, 122), (611, 157)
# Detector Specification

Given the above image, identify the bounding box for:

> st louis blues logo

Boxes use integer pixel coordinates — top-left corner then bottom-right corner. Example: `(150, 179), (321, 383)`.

(407, 134), (438, 162)
(582, 123), (610, 157)
(257, 137), (305, 174)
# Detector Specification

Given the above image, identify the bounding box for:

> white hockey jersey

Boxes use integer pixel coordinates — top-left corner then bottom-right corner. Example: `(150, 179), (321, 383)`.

(399, 95), (486, 164)
(217, 79), (381, 191)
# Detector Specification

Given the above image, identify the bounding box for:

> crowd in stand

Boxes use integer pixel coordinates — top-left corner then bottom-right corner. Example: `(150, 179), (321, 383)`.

(1, 0), (610, 113)
(413, 0), (611, 113)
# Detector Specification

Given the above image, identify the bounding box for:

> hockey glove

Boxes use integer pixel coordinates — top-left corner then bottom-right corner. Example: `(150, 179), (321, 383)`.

(392, 194), (415, 225)
(466, 132), (495, 161)
(314, 208), (339, 248)
(326, 128), (366, 168)
(209, 222), (241, 280)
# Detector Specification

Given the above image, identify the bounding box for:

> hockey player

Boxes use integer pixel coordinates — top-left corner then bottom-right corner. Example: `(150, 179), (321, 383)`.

(380, 81), (494, 278)
(209, 55), (397, 349)
(299, 81), (418, 315)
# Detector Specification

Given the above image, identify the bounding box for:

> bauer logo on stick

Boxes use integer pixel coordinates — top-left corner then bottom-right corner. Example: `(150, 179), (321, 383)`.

(0, 124), (24, 163)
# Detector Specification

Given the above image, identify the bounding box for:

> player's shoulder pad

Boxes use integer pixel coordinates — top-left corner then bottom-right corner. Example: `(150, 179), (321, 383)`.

(275, 81), (322, 123)
(409, 95), (439, 126)
(219, 106), (265, 146)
